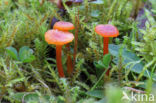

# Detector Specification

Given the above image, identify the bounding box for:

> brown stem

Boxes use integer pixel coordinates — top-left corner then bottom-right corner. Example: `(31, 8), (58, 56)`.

(66, 44), (73, 76)
(103, 37), (110, 76)
(56, 45), (65, 77)
(73, 8), (79, 68)
(124, 87), (145, 94)
(118, 55), (123, 85)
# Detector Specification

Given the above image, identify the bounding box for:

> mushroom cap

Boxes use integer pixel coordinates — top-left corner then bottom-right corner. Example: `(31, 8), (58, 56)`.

(95, 24), (119, 37)
(53, 21), (75, 31)
(45, 30), (74, 45)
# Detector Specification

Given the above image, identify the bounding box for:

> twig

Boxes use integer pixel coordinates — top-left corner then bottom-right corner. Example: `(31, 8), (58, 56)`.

(124, 87), (145, 94)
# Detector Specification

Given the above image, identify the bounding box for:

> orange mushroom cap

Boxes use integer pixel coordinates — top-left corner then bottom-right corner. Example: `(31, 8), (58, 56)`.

(95, 24), (119, 37)
(45, 30), (74, 45)
(53, 21), (75, 31)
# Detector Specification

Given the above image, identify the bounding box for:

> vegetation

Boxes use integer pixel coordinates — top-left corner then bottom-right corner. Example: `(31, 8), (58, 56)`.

(0, 0), (156, 103)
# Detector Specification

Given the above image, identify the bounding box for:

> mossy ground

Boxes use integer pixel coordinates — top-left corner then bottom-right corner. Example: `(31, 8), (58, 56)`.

(0, 0), (156, 103)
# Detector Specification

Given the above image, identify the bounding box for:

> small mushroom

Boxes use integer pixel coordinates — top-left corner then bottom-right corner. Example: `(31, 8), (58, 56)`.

(95, 24), (119, 55)
(53, 21), (75, 76)
(45, 30), (74, 77)
(95, 24), (119, 75)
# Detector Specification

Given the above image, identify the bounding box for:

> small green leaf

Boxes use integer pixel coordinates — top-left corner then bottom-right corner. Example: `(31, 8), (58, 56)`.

(94, 61), (105, 69)
(19, 46), (35, 63)
(102, 54), (111, 68)
(94, 54), (111, 69)
(22, 55), (36, 63)
(6, 47), (19, 60)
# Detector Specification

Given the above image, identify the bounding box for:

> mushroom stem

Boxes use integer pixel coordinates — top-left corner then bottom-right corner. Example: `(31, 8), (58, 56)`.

(63, 31), (73, 75)
(103, 37), (109, 55)
(103, 37), (110, 76)
(56, 45), (65, 77)
(66, 44), (73, 75)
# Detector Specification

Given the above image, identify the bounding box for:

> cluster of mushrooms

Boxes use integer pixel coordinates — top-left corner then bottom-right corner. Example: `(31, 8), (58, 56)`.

(45, 21), (75, 77)
(45, 21), (119, 78)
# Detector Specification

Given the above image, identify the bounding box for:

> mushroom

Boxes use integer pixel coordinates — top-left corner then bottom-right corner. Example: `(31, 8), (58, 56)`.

(95, 24), (119, 55)
(45, 30), (74, 77)
(95, 24), (119, 75)
(53, 21), (75, 76)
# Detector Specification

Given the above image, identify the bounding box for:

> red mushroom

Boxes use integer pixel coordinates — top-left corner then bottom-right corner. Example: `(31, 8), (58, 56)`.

(95, 24), (119, 75)
(45, 30), (74, 77)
